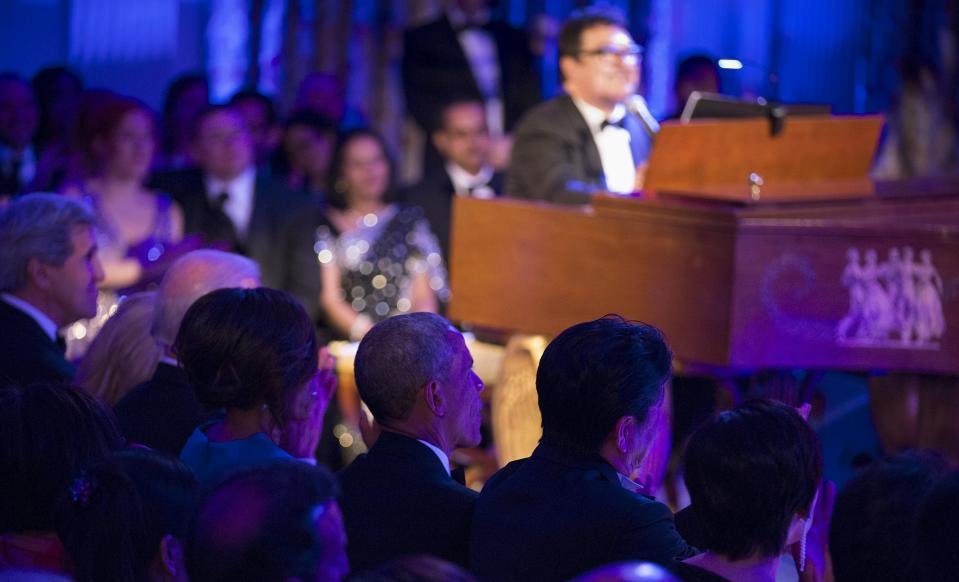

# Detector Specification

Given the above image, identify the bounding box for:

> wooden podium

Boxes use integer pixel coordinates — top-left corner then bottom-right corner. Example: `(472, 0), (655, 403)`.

(448, 116), (959, 374)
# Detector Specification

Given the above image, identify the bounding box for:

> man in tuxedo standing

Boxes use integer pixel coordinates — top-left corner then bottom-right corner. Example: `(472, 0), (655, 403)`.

(506, 6), (657, 205)
(0, 74), (39, 201)
(403, 98), (501, 264)
(151, 105), (320, 319)
(0, 194), (103, 385)
(402, 0), (540, 172)
(337, 313), (484, 571)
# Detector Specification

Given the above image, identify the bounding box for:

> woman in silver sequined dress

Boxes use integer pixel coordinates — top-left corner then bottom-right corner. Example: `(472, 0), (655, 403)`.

(315, 129), (448, 341)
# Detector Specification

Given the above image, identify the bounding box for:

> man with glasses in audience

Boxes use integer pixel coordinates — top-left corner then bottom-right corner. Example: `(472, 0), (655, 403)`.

(506, 6), (656, 205)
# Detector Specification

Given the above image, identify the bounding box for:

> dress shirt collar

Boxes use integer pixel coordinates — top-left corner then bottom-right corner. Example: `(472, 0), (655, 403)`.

(571, 97), (626, 135)
(417, 438), (451, 476)
(445, 162), (495, 197)
(618, 472), (644, 494)
(159, 354), (179, 367)
(205, 166), (256, 203)
(1, 293), (59, 341)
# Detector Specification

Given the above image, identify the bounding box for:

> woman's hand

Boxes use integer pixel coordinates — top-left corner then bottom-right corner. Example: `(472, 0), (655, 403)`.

(278, 348), (338, 459)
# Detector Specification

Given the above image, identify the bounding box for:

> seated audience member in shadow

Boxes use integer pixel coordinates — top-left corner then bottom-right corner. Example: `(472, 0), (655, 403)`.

(57, 448), (197, 582)
(337, 313), (484, 571)
(0, 383), (123, 573)
(671, 400), (824, 582)
(0, 194), (103, 385)
(829, 450), (947, 582)
(471, 315), (694, 581)
(75, 291), (161, 405)
(917, 470), (959, 582)
(186, 461), (348, 581)
(176, 287), (335, 485)
(113, 250), (260, 455)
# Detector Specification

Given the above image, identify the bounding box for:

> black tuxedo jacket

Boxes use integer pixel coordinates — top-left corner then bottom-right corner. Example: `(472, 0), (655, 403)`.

(401, 169), (503, 263)
(149, 168), (321, 319)
(114, 362), (216, 456)
(402, 15), (540, 134)
(0, 299), (73, 386)
(470, 440), (694, 581)
(506, 95), (652, 205)
(337, 431), (477, 572)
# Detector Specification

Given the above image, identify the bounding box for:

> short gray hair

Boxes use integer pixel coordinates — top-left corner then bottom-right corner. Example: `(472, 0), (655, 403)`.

(0, 193), (96, 293)
(152, 250), (260, 347)
(354, 312), (457, 422)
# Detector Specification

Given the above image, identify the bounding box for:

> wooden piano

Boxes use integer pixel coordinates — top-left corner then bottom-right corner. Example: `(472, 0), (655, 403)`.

(448, 116), (959, 375)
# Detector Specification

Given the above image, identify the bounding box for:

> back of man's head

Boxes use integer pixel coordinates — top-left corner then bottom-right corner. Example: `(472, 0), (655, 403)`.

(354, 313), (456, 423)
(536, 315), (671, 455)
(917, 470), (959, 582)
(0, 193), (95, 294)
(830, 450), (948, 582)
(151, 250), (259, 349)
(186, 461), (346, 582)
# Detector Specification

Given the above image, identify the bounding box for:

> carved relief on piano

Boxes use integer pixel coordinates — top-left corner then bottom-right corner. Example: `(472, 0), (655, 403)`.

(837, 247), (946, 348)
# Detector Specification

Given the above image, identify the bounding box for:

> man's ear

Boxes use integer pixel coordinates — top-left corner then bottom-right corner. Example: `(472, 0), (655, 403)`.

(614, 415), (636, 454)
(423, 379), (446, 417)
(26, 257), (52, 291)
(159, 534), (185, 578)
(431, 129), (448, 155)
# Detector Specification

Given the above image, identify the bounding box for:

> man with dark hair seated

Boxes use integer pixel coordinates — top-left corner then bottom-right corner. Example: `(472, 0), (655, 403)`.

(470, 315), (694, 581)
(185, 460), (348, 582)
(0, 193), (103, 385)
(829, 450), (947, 582)
(337, 312), (484, 572)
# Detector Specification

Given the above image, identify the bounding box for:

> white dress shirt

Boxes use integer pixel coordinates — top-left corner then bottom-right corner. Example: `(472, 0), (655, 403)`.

(205, 167), (257, 240)
(571, 98), (636, 195)
(1, 293), (58, 341)
(447, 7), (505, 138)
(417, 438), (452, 476)
(0, 144), (37, 188)
(446, 163), (496, 199)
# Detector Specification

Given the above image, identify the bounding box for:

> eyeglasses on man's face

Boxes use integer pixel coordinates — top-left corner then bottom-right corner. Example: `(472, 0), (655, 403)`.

(578, 45), (643, 65)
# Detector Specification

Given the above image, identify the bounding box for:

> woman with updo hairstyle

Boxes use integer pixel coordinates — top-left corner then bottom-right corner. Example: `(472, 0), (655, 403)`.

(176, 287), (334, 485)
(672, 400), (823, 582)
(314, 128), (448, 341)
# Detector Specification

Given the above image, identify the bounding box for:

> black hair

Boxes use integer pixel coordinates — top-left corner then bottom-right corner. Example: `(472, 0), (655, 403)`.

(229, 88), (278, 125)
(830, 450), (948, 582)
(350, 555), (477, 582)
(0, 383), (124, 533)
(188, 103), (241, 141)
(161, 73), (209, 150)
(186, 461), (341, 582)
(676, 55), (720, 84)
(558, 5), (629, 59)
(173, 287), (319, 428)
(430, 97), (487, 135)
(324, 127), (398, 211)
(684, 399), (823, 560)
(57, 448), (198, 582)
(536, 315), (671, 455)
(271, 110), (337, 178)
(30, 66), (83, 150)
(917, 469), (959, 582)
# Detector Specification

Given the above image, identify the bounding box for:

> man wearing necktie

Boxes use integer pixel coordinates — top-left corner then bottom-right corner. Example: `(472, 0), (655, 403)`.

(402, 98), (502, 265)
(506, 6), (655, 205)
(0, 74), (39, 202)
(150, 105), (321, 320)
(0, 194), (104, 385)
(336, 313), (484, 572)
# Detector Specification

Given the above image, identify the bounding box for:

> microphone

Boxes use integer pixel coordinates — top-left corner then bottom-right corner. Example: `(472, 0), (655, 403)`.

(627, 94), (660, 140)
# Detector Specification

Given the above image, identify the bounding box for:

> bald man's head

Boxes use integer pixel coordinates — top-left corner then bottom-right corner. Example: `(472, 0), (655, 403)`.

(152, 250), (260, 350)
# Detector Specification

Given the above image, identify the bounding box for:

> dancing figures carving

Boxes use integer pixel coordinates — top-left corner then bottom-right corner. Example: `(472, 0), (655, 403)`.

(837, 247), (945, 347)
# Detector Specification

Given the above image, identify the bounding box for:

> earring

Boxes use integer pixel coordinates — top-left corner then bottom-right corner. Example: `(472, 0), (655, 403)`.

(798, 516), (810, 572)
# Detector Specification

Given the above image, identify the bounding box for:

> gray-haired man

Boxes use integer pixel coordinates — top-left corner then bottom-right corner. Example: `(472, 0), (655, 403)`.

(0, 193), (103, 385)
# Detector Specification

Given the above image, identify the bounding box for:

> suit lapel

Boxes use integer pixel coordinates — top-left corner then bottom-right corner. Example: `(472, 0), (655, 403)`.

(558, 96), (606, 188)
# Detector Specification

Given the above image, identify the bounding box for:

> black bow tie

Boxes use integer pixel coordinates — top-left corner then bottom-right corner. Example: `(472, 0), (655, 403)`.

(601, 117), (626, 131)
(451, 466), (467, 486)
(55, 334), (67, 356)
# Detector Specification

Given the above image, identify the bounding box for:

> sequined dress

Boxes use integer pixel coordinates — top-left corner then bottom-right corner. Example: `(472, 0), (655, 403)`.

(315, 204), (449, 327)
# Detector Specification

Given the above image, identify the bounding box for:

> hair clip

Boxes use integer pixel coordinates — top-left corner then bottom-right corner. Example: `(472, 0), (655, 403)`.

(69, 473), (98, 508)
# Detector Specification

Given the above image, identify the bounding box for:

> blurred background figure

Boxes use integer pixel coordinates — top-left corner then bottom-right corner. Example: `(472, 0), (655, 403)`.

(229, 89), (281, 169)
(156, 74), (209, 171)
(0, 74), (39, 201)
(315, 129), (447, 342)
(274, 109), (337, 201)
(666, 54), (721, 120)
(295, 72), (365, 131)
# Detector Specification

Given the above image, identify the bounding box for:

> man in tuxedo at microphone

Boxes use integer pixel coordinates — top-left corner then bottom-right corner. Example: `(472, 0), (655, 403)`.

(506, 6), (657, 206)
